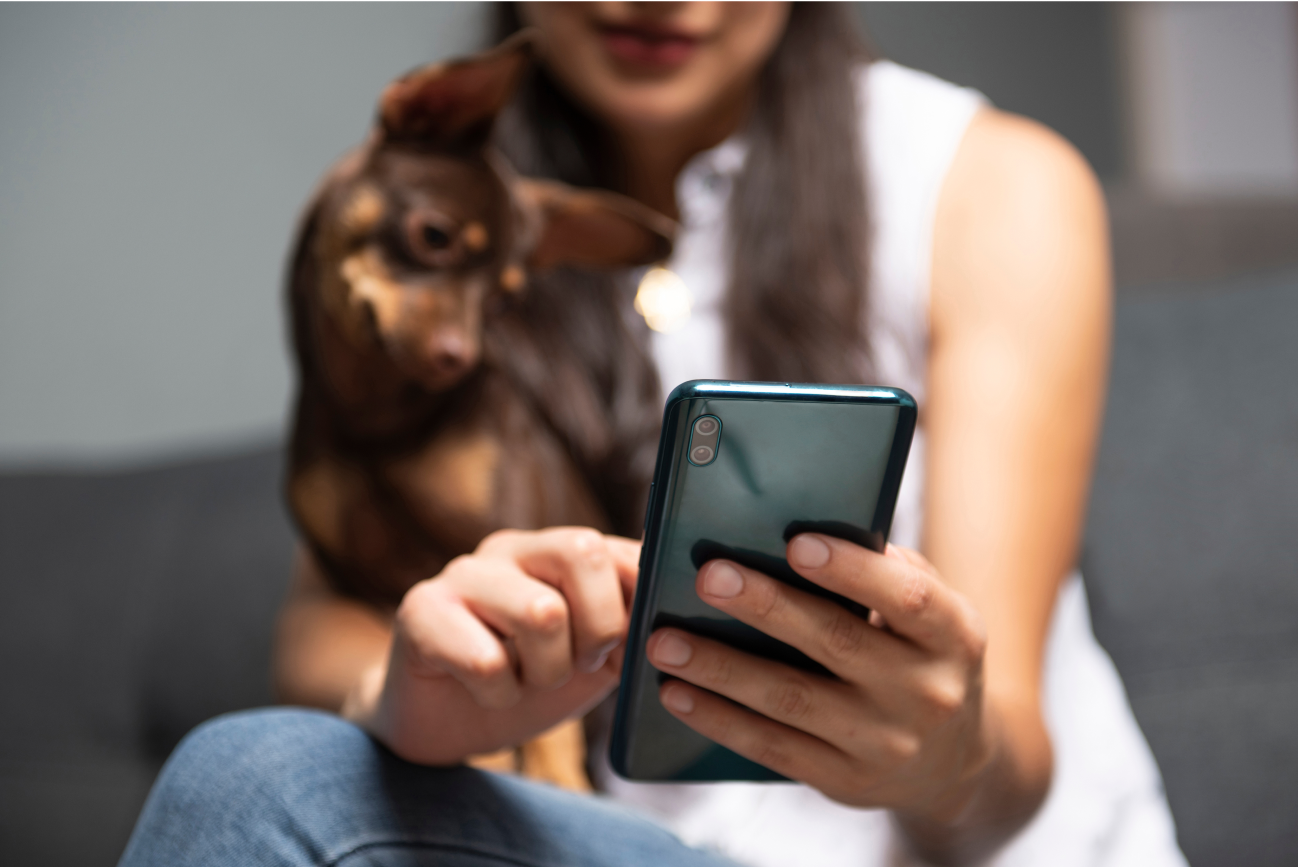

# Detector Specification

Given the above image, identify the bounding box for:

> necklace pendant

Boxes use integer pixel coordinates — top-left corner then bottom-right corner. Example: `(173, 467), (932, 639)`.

(634, 267), (693, 333)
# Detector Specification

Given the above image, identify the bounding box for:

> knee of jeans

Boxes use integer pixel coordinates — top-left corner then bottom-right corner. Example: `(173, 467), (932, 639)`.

(158, 708), (360, 804)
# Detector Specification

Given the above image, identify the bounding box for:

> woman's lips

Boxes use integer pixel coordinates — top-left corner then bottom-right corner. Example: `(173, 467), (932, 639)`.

(600, 25), (700, 70)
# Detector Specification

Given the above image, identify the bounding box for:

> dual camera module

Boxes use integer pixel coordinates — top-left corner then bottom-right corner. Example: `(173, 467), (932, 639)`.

(688, 415), (721, 466)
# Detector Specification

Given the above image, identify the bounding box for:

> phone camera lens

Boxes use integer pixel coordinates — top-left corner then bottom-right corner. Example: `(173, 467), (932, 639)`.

(695, 418), (718, 435)
(691, 444), (715, 464)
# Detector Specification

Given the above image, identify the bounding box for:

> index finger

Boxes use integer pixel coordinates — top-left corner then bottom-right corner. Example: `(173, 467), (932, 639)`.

(603, 535), (642, 602)
(483, 528), (629, 672)
(785, 534), (980, 655)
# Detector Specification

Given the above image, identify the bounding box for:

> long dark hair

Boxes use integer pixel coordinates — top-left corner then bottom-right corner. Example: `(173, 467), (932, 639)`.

(491, 3), (872, 384)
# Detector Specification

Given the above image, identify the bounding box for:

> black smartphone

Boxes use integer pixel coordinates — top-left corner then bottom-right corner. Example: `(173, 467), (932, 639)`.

(610, 380), (916, 782)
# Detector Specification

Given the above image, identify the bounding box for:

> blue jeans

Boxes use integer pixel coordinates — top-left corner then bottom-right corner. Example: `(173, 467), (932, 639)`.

(118, 708), (738, 867)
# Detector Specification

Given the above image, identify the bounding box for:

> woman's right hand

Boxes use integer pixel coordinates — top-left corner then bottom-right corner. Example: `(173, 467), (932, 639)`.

(344, 527), (640, 766)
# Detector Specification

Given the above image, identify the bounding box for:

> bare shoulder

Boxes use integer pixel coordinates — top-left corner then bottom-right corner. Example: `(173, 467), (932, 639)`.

(941, 107), (1107, 238)
(931, 107), (1110, 336)
(952, 108), (1100, 190)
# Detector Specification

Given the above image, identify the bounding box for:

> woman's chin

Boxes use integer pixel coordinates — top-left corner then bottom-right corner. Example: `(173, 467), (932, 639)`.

(595, 88), (728, 138)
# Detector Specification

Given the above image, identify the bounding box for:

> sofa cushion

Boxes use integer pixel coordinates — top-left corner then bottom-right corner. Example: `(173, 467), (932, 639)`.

(0, 445), (295, 866)
(1084, 268), (1298, 867)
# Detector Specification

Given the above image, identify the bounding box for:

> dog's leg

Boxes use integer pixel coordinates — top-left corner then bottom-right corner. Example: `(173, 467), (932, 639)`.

(462, 721), (590, 793)
(467, 745), (520, 774)
(519, 719), (592, 793)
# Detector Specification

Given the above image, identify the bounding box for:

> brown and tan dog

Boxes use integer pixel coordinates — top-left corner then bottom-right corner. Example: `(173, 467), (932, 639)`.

(285, 35), (672, 789)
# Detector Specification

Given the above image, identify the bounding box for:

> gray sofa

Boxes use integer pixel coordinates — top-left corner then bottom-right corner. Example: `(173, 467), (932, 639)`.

(0, 449), (293, 864)
(3, 268), (1297, 866)
(1084, 267), (1298, 864)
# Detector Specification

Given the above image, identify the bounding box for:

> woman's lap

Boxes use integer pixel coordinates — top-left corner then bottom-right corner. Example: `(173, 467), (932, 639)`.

(119, 708), (735, 867)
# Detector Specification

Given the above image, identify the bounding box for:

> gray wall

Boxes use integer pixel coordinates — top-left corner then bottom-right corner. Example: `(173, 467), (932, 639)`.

(0, 2), (1128, 465)
(0, 3), (482, 464)
(859, 2), (1124, 179)
(0, 3), (1275, 465)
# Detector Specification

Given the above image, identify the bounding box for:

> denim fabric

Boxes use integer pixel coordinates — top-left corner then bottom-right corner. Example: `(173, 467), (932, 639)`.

(119, 708), (738, 867)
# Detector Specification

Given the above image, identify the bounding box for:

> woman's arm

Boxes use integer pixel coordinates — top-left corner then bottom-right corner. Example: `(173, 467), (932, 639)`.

(273, 550), (393, 712)
(907, 106), (1111, 859)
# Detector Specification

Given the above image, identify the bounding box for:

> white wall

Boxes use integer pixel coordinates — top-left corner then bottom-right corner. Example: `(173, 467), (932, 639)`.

(1122, 2), (1298, 196)
(0, 4), (483, 464)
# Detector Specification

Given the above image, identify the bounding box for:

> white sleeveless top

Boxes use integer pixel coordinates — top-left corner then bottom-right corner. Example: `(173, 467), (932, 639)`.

(594, 62), (1187, 867)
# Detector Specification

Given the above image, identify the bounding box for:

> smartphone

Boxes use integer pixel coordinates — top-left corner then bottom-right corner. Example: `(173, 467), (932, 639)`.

(609, 380), (916, 782)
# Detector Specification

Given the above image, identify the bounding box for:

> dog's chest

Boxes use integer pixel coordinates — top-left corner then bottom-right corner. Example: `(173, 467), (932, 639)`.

(383, 384), (611, 541)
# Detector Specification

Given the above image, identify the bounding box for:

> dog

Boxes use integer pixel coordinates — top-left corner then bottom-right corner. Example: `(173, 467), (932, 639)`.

(285, 34), (672, 789)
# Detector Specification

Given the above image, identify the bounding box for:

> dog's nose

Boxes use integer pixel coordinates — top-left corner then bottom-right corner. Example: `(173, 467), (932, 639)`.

(431, 349), (469, 377)
(422, 332), (476, 383)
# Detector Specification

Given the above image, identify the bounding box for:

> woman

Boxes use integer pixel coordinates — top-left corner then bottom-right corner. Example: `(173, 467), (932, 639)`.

(121, 4), (1184, 866)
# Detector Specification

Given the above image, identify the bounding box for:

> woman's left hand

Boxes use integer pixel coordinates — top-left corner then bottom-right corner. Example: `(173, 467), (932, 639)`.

(647, 533), (993, 822)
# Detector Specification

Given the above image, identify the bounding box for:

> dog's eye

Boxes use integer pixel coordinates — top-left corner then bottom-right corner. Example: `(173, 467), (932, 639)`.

(404, 209), (462, 267)
(422, 224), (451, 250)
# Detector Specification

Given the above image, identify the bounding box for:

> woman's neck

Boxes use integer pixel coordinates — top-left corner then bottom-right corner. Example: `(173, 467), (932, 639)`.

(613, 85), (757, 222)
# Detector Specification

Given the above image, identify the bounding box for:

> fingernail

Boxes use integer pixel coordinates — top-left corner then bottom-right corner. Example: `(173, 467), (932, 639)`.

(662, 685), (694, 714)
(788, 535), (830, 569)
(579, 651), (607, 673)
(651, 632), (693, 667)
(701, 562), (744, 598)
(580, 640), (621, 673)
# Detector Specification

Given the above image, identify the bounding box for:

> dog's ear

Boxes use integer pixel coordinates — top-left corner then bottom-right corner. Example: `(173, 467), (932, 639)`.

(516, 178), (676, 271)
(380, 31), (533, 145)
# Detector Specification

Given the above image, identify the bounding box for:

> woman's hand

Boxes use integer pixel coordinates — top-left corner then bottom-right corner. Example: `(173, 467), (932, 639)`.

(346, 527), (640, 766)
(647, 533), (995, 822)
